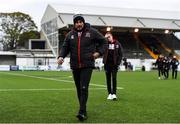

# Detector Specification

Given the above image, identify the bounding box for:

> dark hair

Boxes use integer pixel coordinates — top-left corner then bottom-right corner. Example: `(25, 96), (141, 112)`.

(73, 14), (85, 24)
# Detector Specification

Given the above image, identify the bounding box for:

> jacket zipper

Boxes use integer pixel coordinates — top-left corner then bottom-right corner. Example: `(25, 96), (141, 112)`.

(78, 32), (82, 67)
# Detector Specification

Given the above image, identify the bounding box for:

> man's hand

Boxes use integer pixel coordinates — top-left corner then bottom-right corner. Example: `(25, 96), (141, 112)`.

(93, 52), (100, 59)
(57, 57), (64, 65)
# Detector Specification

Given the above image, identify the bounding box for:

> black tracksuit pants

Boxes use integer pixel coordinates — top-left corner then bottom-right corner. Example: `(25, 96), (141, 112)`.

(158, 67), (163, 77)
(172, 68), (178, 79)
(104, 65), (118, 94)
(164, 69), (169, 79)
(72, 68), (93, 114)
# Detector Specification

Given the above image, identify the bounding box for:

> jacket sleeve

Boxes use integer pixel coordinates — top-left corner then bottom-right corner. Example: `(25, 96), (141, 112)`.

(58, 33), (70, 58)
(93, 29), (108, 56)
(118, 42), (123, 62)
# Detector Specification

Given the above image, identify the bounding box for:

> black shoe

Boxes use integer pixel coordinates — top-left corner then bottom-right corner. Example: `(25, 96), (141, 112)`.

(76, 113), (87, 121)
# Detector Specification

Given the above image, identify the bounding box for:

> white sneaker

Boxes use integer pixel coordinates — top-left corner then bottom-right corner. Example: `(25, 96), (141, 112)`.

(107, 94), (113, 100)
(112, 94), (117, 100)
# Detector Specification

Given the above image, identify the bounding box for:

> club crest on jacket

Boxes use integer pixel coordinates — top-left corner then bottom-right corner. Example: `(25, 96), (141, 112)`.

(71, 35), (74, 39)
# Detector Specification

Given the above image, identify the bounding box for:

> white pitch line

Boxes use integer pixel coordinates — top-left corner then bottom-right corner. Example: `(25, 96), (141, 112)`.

(58, 75), (73, 79)
(0, 72), (124, 89)
(0, 87), (107, 92)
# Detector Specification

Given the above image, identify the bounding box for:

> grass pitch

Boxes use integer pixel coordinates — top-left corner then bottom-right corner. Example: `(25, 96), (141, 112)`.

(0, 71), (180, 123)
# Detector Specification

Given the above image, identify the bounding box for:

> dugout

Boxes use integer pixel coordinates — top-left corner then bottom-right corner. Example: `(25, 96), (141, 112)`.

(0, 51), (16, 65)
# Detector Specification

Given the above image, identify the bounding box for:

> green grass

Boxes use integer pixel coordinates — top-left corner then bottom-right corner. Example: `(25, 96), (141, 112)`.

(0, 71), (180, 123)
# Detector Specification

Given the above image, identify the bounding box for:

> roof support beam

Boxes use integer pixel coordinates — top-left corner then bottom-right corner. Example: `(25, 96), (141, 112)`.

(98, 17), (107, 26)
(173, 21), (180, 28)
(137, 18), (146, 27)
(58, 15), (65, 24)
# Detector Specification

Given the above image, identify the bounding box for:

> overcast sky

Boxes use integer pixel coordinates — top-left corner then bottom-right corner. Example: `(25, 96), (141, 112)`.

(0, 0), (180, 30)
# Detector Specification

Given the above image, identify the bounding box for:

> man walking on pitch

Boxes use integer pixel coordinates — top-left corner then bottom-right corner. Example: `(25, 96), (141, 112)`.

(57, 14), (107, 121)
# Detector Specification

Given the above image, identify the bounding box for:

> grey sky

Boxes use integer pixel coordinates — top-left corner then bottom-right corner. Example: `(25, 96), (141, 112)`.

(0, 0), (180, 30)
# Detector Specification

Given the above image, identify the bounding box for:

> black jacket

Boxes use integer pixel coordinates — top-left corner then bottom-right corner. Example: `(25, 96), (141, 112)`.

(155, 57), (163, 69)
(59, 23), (107, 69)
(103, 40), (123, 66)
(171, 58), (179, 69)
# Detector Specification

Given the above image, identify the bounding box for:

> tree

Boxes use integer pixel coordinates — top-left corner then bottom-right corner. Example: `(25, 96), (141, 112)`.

(0, 12), (38, 50)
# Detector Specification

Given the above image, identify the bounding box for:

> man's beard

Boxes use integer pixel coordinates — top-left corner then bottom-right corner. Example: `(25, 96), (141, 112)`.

(76, 26), (84, 32)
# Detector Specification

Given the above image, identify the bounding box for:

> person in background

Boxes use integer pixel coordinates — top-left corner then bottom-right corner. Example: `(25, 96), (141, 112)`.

(103, 32), (123, 100)
(155, 54), (164, 79)
(123, 58), (128, 70)
(57, 14), (107, 121)
(171, 55), (179, 79)
(163, 56), (171, 79)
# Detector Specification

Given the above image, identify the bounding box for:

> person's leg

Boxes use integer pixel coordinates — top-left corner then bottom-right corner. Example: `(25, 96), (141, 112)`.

(175, 70), (177, 79)
(72, 69), (81, 103)
(105, 65), (112, 94)
(111, 66), (118, 100)
(172, 69), (175, 79)
(112, 68), (117, 95)
(164, 69), (167, 79)
(79, 68), (93, 115)
(167, 69), (169, 79)
(162, 68), (165, 79)
(105, 71), (111, 94)
(158, 68), (161, 77)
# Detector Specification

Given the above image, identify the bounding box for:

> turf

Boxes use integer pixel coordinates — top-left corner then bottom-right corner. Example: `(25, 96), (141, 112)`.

(0, 71), (180, 123)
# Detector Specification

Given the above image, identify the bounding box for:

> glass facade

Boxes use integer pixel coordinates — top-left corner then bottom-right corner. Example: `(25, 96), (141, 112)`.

(41, 18), (59, 57)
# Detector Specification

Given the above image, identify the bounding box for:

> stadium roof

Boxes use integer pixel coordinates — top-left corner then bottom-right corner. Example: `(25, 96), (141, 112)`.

(41, 4), (180, 31)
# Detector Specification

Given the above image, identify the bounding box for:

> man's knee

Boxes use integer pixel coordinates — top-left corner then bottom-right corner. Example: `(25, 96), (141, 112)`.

(81, 86), (88, 93)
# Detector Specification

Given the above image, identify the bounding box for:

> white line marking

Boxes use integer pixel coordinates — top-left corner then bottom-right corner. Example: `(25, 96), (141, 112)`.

(0, 72), (124, 89)
(57, 75), (73, 79)
(0, 87), (107, 92)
